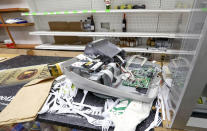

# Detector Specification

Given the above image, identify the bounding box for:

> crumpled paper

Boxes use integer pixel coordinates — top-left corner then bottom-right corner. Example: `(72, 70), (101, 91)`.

(108, 100), (152, 131)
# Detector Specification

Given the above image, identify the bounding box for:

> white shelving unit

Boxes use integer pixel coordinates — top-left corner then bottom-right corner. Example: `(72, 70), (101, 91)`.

(30, 31), (200, 39)
(35, 44), (195, 55)
(21, 9), (202, 16)
(27, 0), (199, 55)
(194, 104), (207, 113)
(26, 0), (207, 130)
(36, 44), (86, 51)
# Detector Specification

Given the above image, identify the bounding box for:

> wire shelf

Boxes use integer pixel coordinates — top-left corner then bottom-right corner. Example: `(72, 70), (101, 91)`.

(30, 31), (200, 39)
(35, 43), (195, 55)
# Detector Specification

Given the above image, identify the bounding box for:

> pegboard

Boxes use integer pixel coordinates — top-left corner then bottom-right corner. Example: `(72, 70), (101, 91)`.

(30, 0), (92, 12)
(27, 0), (196, 44)
(161, 0), (194, 9)
(0, 0), (41, 44)
(0, 0), (29, 9)
(93, 0), (161, 10)
(94, 13), (158, 32)
(29, 0), (195, 12)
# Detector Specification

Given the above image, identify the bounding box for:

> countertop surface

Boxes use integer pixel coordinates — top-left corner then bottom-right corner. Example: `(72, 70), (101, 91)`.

(0, 55), (156, 131)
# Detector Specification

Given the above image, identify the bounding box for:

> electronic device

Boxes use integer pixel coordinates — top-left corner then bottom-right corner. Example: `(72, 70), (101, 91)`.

(65, 39), (161, 102)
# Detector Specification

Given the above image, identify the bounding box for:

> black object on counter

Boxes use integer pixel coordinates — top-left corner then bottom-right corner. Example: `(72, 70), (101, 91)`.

(133, 4), (146, 9)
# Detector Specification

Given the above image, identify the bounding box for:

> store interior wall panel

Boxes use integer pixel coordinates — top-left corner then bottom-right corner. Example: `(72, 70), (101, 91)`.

(28, 0), (196, 44)
(0, 0), (29, 8)
(31, 0), (92, 12)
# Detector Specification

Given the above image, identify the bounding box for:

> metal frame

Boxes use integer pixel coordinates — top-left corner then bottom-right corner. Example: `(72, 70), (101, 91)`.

(26, 0), (197, 47)
(21, 9), (200, 16)
(29, 31), (200, 39)
(35, 44), (195, 55)
(170, 3), (207, 129)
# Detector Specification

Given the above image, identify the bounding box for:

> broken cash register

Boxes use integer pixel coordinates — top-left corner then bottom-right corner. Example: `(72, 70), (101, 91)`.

(62, 39), (161, 103)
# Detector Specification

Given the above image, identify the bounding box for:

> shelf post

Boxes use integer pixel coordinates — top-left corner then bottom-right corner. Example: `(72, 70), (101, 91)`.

(0, 14), (16, 46)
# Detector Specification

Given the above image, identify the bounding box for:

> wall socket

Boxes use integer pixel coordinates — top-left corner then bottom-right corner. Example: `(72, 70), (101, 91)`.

(101, 22), (110, 30)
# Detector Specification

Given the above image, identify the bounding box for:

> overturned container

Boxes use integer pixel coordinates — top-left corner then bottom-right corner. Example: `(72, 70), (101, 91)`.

(60, 39), (161, 103)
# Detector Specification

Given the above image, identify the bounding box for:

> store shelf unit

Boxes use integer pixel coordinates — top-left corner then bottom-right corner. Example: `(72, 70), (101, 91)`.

(0, 8), (29, 13)
(0, 8), (34, 48)
(30, 30), (199, 55)
(0, 43), (37, 49)
(194, 104), (207, 113)
(35, 44), (195, 55)
(29, 31), (200, 39)
(0, 43), (5, 48)
(26, 0), (202, 55)
(21, 9), (201, 16)
(26, 0), (207, 130)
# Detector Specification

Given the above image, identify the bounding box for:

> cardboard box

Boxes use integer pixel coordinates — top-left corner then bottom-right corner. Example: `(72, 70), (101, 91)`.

(0, 78), (54, 125)
(49, 22), (92, 45)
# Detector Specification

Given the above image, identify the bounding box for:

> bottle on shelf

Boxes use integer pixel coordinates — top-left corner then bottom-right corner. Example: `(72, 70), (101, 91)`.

(122, 13), (127, 32)
(87, 17), (91, 31)
(91, 15), (95, 32)
(105, 0), (111, 9)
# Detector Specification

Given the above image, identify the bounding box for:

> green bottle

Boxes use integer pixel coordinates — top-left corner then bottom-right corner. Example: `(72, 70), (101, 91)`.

(105, 0), (111, 9)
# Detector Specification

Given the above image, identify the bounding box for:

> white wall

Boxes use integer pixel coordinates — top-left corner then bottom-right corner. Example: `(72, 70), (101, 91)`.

(0, 0), (41, 44)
